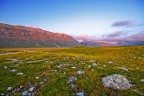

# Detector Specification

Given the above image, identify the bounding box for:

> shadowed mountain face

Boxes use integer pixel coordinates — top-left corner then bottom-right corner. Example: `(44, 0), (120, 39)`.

(0, 23), (80, 48)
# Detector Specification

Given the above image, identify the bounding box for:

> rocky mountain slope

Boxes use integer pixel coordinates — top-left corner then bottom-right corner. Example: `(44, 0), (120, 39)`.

(0, 23), (80, 47)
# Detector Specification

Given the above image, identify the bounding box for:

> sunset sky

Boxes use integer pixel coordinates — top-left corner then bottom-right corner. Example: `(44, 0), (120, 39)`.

(0, 0), (144, 42)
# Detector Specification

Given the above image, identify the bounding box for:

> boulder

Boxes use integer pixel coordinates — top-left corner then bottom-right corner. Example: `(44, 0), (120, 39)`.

(102, 74), (131, 90)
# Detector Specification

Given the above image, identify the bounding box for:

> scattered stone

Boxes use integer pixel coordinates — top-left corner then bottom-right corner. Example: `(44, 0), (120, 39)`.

(44, 78), (48, 82)
(140, 79), (144, 82)
(71, 66), (76, 69)
(1, 93), (5, 96)
(76, 92), (84, 96)
(20, 85), (23, 89)
(40, 82), (44, 85)
(77, 70), (84, 75)
(17, 72), (24, 75)
(35, 77), (39, 79)
(117, 67), (128, 71)
(22, 91), (29, 96)
(59, 64), (65, 68)
(63, 72), (66, 74)
(70, 83), (75, 88)
(29, 86), (35, 91)
(102, 74), (131, 90)
(7, 59), (19, 62)
(14, 64), (19, 67)
(68, 76), (77, 83)
(11, 69), (17, 72)
(92, 63), (97, 67)
(103, 65), (107, 67)
(108, 61), (113, 64)
(90, 60), (95, 62)
(7, 87), (12, 91)
(4, 66), (8, 69)
(88, 65), (91, 68)
(57, 66), (61, 68)
(81, 62), (85, 65)
(52, 70), (57, 72)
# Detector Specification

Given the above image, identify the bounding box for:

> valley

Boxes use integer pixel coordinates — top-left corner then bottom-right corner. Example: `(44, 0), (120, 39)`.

(0, 46), (144, 96)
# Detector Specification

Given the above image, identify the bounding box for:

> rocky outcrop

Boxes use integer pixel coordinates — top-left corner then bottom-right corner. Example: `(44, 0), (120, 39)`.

(0, 23), (80, 47)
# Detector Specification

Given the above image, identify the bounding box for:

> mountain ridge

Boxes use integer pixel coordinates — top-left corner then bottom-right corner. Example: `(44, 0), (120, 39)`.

(80, 40), (144, 46)
(0, 23), (80, 48)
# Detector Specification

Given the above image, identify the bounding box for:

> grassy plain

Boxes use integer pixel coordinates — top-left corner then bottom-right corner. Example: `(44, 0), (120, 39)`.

(0, 46), (144, 96)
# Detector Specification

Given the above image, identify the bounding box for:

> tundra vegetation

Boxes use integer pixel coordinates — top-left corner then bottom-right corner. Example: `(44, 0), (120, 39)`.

(0, 46), (144, 96)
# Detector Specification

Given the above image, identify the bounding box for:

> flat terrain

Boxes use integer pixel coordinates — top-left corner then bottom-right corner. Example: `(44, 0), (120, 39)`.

(0, 46), (144, 96)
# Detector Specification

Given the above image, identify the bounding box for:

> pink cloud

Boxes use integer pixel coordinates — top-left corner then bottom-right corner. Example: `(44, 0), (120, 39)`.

(105, 31), (124, 38)
(73, 33), (144, 45)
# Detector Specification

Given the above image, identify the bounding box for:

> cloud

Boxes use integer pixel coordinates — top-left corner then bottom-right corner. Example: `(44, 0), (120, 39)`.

(112, 20), (135, 27)
(73, 32), (144, 45)
(73, 35), (89, 40)
(104, 31), (124, 38)
(126, 33), (144, 42)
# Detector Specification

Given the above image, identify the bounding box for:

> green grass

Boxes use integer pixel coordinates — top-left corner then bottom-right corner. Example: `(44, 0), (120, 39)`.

(0, 46), (144, 96)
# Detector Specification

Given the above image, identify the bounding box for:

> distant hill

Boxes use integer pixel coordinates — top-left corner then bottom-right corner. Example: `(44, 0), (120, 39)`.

(0, 23), (80, 48)
(80, 40), (116, 46)
(81, 40), (144, 46)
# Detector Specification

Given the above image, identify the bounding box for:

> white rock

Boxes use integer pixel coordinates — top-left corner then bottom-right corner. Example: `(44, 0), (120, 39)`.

(11, 69), (17, 72)
(44, 78), (48, 82)
(88, 65), (91, 68)
(7, 87), (12, 91)
(92, 63), (97, 67)
(29, 87), (35, 91)
(77, 70), (84, 75)
(35, 77), (39, 79)
(4, 66), (8, 69)
(20, 86), (23, 89)
(76, 92), (84, 96)
(40, 82), (44, 85)
(57, 66), (61, 68)
(1, 93), (5, 96)
(14, 64), (19, 67)
(103, 65), (107, 67)
(140, 79), (144, 82)
(22, 91), (29, 96)
(63, 72), (66, 74)
(102, 74), (131, 90)
(17, 72), (23, 75)
(108, 61), (113, 64)
(70, 83), (75, 88)
(68, 76), (77, 83)
(71, 67), (76, 69)
(117, 67), (128, 71)
(52, 70), (57, 72)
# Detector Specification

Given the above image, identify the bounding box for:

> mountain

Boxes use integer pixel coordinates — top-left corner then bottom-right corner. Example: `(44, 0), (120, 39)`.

(81, 40), (144, 46)
(81, 40), (116, 46)
(117, 41), (144, 46)
(0, 23), (80, 48)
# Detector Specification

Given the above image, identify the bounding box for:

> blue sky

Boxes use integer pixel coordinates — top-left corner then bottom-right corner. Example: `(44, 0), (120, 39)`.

(0, 0), (144, 41)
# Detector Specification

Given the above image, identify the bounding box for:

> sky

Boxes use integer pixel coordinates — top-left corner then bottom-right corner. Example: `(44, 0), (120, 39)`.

(0, 0), (144, 42)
